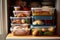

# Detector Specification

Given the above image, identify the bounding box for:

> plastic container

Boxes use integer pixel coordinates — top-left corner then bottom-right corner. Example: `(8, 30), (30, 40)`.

(10, 26), (30, 36)
(32, 19), (44, 25)
(10, 24), (30, 30)
(31, 8), (55, 16)
(32, 27), (55, 36)
(32, 17), (54, 26)
(10, 17), (30, 24)
(13, 11), (31, 17)
(14, 7), (20, 11)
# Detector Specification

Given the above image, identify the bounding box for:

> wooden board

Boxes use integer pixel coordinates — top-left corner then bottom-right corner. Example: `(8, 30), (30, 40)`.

(6, 33), (60, 39)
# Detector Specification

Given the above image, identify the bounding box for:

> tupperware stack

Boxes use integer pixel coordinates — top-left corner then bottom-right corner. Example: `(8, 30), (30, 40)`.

(31, 7), (56, 36)
(10, 6), (56, 36)
(10, 7), (31, 36)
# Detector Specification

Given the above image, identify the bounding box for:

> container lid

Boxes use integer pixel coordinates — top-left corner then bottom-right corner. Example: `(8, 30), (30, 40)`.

(11, 23), (30, 26)
(10, 17), (30, 19)
(13, 11), (31, 13)
(10, 27), (30, 31)
(31, 7), (55, 10)
(31, 25), (56, 28)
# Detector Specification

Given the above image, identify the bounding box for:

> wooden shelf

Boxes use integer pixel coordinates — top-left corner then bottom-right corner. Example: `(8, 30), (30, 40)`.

(6, 33), (60, 40)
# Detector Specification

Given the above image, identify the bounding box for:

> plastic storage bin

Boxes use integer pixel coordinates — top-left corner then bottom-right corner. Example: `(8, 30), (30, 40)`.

(10, 17), (30, 24)
(32, 27), (55, 36)
(31, 8), (55, 16)
(10, 24), (30, 30)
(32, 17), (54, 26)
(10, 26), (30, 36)
(13, 11), (31, 17)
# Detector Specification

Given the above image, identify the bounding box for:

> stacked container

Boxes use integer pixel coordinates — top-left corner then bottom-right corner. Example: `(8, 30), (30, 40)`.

(10, 7), (31, 36)
(31, 7), (56, 36)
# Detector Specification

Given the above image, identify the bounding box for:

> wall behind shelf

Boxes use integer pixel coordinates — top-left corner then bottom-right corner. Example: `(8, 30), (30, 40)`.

(0, 0), (3, 35)
(0, 0), (7, 40)
(56, 0), (60, 36)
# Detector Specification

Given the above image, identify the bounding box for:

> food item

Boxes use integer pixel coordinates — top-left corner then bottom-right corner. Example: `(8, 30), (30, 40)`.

(38, 30), (43, 36)
(14, 7), (20, 11)
(41, 28), (47, 32)
(21, 19), (26, 24)
(12, 26), (30, 36)
(32, 28), (54, 36)
(22, 24), (30, 28)
(13, 29), (26, 36)
(32, 11), (50, 16)
(13, 11), (31, 17)
(33, 21), (37, 25)
(17, 12), (26, 17)
(12, 20), (21, 24)
(33, 10), (51, 16)
(41, 11), (50, 15)
(12, 19), (30, 24)
(10, 17), (30, 24)
(13, 29), (30, 36)
(25, 19), (30, 24)
(48, 27), (54, 32)
(42, 6), (54, 15)
(32, 9), (41, 16)
(26, 12), (31, 17)
(31, 8), (55, 16)
(33, 20), (44, 25)
(11, 24), (29, 30)
(32, 29), (39, 36)
(44, 31), (53, 36)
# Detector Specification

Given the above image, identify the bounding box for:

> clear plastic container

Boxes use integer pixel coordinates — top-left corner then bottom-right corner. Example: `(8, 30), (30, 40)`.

(13, 11), (31, 17)
(10, 24), (30, 30)
(32, 17), (54, 26)
(32, 27), (55, 36)
(32, 19), (44, 25)
(10, 17), (30, 24)
(31, 8), (55, 16)
(10, 26), (30, 36)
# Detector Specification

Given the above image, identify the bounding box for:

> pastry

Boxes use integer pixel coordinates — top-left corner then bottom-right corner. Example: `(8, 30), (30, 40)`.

(12, 20), (21, 24)
(48, 27), (54, 32)
(17, 12), (26, 17)
(33, 20), (44, 25)
(41, 28), (47, 32)
(32, 29), (39, 36)
(21, 19), (26, 24)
